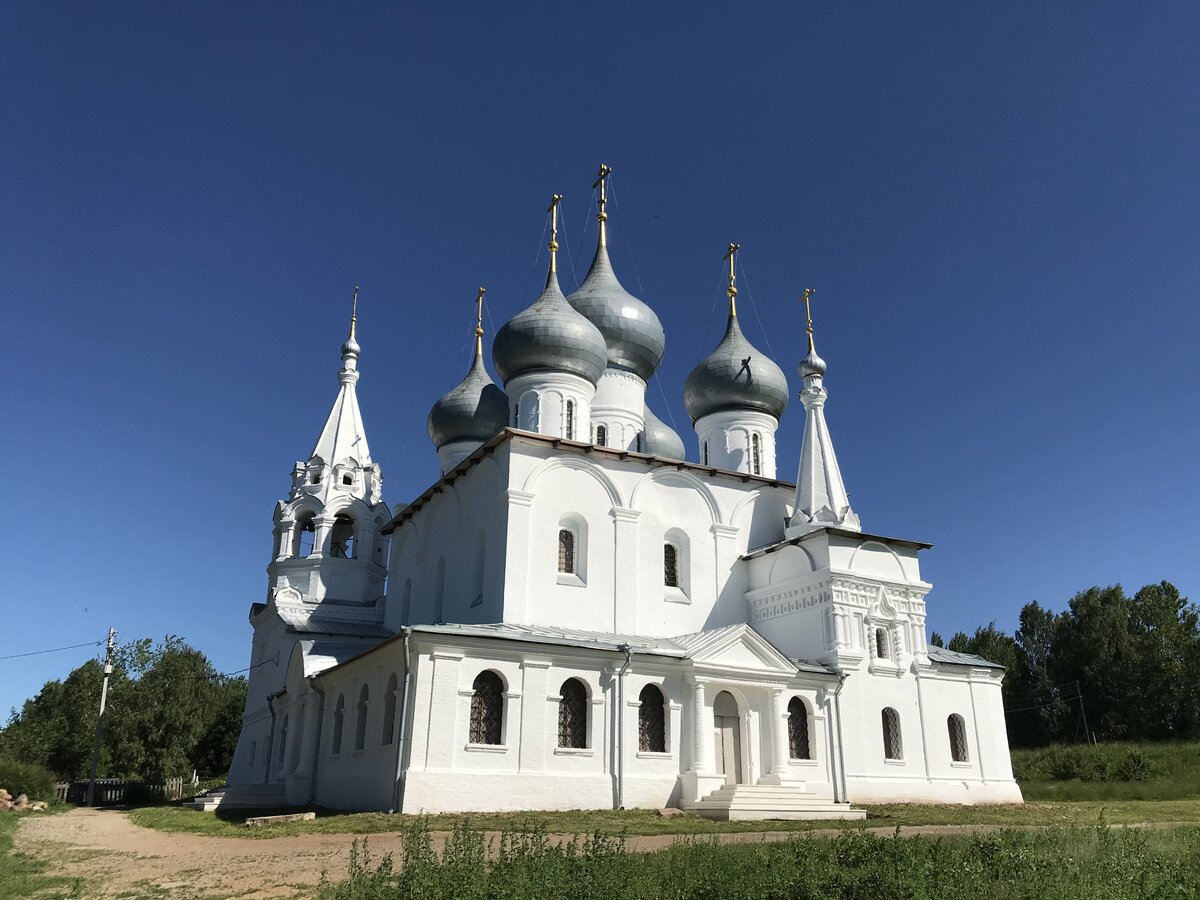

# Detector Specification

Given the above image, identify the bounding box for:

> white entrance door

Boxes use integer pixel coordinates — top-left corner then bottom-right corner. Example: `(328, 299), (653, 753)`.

(712, 691), (742, 785)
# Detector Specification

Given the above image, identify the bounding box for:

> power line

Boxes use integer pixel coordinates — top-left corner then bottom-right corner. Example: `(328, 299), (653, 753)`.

(0, 639), (102, 661)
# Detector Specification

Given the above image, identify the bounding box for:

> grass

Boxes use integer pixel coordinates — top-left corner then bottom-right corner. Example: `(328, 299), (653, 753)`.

(1012, 740), (1200, 801)
(0, 810), (84, 899)
(125, 796), (1200, 840)
(316, 821), (1200, 899)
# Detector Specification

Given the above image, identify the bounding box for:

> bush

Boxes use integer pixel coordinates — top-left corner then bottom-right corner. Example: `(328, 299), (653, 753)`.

(1116, 749), (1153, 782)
(0, 757), (57, 801)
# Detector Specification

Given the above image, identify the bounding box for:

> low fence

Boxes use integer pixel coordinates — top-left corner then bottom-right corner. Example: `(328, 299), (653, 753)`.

(53, 776), (189, 805)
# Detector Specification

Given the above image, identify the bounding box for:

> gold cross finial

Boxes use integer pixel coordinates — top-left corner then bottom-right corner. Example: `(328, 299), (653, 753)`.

(547, 194), (563, 274)
(801, 288), (817, 351)
(474, 287), (486, 355)
(723, 243), (741, 316)
(350, 285), (359, 338)
(593, 163), (612, 244)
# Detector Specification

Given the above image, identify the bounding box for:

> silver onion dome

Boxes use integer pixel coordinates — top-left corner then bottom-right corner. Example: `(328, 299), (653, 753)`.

(567, 243), (665, 381)
(799, 343), (826, 377)
(684, 313), (789, 421)
(427, 352), (510, 448)
(493, 271), (608, 386)
(641, 403), (686, 460)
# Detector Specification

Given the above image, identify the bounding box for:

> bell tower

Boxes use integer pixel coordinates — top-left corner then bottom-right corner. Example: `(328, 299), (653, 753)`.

(267, 289), (391, 610)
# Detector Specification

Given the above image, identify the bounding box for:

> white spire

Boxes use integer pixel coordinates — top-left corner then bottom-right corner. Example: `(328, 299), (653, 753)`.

(311, 288), (372, 467)
(786, 290), (860, 537)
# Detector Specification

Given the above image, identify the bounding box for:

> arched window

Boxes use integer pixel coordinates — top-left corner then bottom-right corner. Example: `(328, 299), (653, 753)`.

(331, 513), (356, 558)
(875, 628), (889, 660)
(558, 529), (576, 574)
(663, 543), (679, 588)
(596, 424), (607, 447)
(278, 715), (289, 763)
(948, 714), (969, 762)
(558, 678), (588, 748)
(354, 685), (369, 752)
(788, 697), (811, 759)
(331, 695), (345, 754)
(882, 707), (903, 760)
(638, 684), (666, 752)
(382, 674), (399, 746)
(296, 514), (316, 557)
(470, 671), (504, 745)
(565, 400), (575, 440)
(751, 433), (762, 475)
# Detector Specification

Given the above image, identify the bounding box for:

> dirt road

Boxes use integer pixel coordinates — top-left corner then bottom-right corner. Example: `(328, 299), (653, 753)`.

(13, 807), (1173, 899)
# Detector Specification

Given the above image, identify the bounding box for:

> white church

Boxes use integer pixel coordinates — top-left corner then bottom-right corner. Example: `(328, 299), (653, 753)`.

(217, 170), (1021, 819)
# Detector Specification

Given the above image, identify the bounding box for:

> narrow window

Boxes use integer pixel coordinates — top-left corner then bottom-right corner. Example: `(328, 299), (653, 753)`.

(557, 678), (588, 749)
(882, 707), (903, 760)
(278, 715), (289, 763)
(636, 433), (642, 452)
(663, 543), (679, 588)
(354, 685), (369, 752)
(788, 697), (811, 759)
(558, 529), (576, 574)
(948, 714), (969, 762)
(469, 671), (504, 745)
(342, 474), (353, 486)
(638, 684), (666, 752)
(751, 433), (762, 475)
(875, 628), (888, 660)
(331, 695), (345, 754)
(703, 441), (709, 466)
(248, 740), (256, 767)
(382, 674), (398, 746)
(565, 400), (575, 440)
(311, 473), (322, 484)
(596, 424), (607, 447)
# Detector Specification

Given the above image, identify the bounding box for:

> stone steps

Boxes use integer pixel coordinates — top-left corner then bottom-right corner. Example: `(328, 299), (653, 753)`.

(685, 783), (865, 821)
(192, 783), (290, 811)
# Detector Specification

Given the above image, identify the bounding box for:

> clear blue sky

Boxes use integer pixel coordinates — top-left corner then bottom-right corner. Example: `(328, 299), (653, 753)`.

(2, 3), (1198, 717)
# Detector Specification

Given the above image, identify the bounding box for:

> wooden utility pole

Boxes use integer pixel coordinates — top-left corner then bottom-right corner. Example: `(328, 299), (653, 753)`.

(86, 628), (117, 807)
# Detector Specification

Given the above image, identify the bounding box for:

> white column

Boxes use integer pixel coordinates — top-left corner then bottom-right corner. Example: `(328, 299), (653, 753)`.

(770, 689), (790, 776)
(314, 513), (336, 556)
(611, 508), (641, 633)
(690, 679), (712, 773)
(503, 490), (536, 622)
(518, 660), (550, 773)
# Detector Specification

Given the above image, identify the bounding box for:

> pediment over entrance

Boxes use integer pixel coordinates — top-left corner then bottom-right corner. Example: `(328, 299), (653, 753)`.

(673, 624), (813, 677)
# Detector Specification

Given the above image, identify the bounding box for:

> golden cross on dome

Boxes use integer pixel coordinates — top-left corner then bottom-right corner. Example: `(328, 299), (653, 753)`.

(722, 242), (741, 316)
(593, 163), (612, 242)
(801, 287), (817, 350)
(547, 194), (563, 273)
(474, 287), (485, 355)
(349, 285), (359, 338)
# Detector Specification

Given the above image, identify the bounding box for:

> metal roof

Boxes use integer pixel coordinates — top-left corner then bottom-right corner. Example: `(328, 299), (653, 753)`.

(743, 525), (933, 558)
(927, 645), (1006, 670)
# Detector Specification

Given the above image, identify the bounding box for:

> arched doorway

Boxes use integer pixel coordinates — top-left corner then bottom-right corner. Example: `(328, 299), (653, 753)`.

(712, 691), (743, 785)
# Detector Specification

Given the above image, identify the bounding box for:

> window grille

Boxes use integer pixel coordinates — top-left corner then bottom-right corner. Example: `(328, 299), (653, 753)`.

(596, 424), (607, 447)
(557, 679), (588, 748)
(558, 529), (575, 574)
(663, 543), (679, 588)
(882, 707), (903, 760)
(788, 697), (811, 759)
(876, 628), (888, 659)
(948, 714), (969, 762)
(751, 433), (762, 475)
(354, 686), (369, 751)
(638, 684), (666, 752)
(331, 695), (345, 754)
(470, 671), (504, 745)
(565, 400), (575, 439)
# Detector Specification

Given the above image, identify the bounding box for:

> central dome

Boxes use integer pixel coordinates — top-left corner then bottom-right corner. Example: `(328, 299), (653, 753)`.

(684, 313), (789, 421)
(567, 243), (665, 381)
(493, 272), (608, 386)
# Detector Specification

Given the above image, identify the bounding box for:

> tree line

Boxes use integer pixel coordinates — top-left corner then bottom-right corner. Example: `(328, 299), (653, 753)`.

(0, 636), (246, 782)
(932, 581), (1200, 747)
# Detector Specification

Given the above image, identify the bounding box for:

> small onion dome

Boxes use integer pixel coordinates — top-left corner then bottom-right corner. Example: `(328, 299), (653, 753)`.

(567, 243), (665, 381)
(684, 313), (789, 422)
(341, 330), (360, 359)
(427, 352), (510, 449)
(493, 271), (608, 386)
(641, 403), (686, 460)
(799, 343), (826, 378)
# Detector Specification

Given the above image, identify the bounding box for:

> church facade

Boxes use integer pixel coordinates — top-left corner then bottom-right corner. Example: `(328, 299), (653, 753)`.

(219, 174), (1021, 818)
